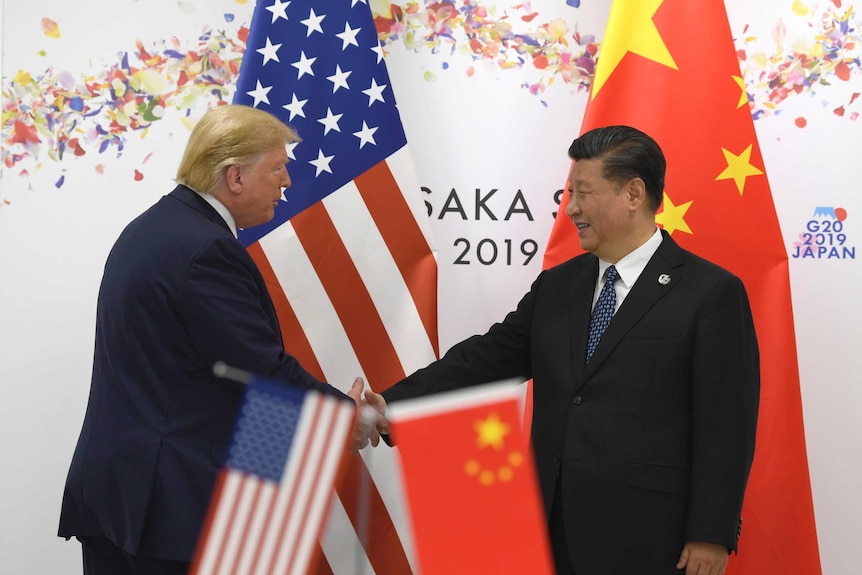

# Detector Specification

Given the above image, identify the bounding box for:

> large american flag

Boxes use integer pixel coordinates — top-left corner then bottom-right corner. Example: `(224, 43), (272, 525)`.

(233, 0), (437, 572)
(192, 379), (355, 575)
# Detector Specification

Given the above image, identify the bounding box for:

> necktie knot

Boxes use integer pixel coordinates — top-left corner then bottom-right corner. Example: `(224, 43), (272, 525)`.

(586, 265), (618, 363)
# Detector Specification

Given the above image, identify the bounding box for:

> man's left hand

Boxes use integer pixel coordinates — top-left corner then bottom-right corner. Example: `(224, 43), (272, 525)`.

(347, 377), (378, 454)
(676, 541), (729, 575)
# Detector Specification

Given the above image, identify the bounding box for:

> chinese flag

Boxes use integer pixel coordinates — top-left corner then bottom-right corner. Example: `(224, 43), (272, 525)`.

(543, 0), (821, 573)
(388, 382), (553, 574)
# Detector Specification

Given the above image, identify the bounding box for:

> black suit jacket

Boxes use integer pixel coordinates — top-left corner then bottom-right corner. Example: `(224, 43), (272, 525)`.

(383, 231), (759, 574)
(59, 185), (339, 561)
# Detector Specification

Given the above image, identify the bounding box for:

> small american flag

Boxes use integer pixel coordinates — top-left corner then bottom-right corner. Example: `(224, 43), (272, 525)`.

(231, 0), (437, 572)
(191, 378), (355, 575)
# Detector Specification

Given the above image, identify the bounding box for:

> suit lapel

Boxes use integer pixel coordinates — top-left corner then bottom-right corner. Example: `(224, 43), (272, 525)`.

(580, 232), (686, 382)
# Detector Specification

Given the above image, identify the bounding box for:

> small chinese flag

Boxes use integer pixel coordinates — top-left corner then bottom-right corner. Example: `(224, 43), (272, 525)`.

(544, 0), (821, 573)
(388, 382), (553, 574)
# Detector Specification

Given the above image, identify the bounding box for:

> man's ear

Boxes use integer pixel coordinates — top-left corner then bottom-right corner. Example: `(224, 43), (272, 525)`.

(224, 164), (243, 194)
(626, 177), (647, 209)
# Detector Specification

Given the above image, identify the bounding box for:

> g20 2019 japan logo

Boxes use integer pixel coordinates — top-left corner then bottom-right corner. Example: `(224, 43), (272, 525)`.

(792, 207), (855, 259)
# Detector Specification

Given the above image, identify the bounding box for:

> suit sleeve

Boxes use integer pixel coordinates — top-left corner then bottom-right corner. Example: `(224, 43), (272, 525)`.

(383, 272), (545, 403)
(181, 235), (344, 398)
(685, 274), (760, 551)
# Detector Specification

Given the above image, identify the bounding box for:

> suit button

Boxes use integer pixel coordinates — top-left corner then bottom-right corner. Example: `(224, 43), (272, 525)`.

(572, 395), (583, 405)
(553, 454), (561, 464)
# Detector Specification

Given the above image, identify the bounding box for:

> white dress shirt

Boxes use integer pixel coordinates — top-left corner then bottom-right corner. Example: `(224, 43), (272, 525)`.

(196, 190), (238, 239)
(592, 227), (663, 312)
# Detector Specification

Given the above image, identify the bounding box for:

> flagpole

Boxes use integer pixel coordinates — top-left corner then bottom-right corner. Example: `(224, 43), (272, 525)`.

(215, 360), (377, 573)
(212, 361), (252, 385)
(355, 405), (380, 575)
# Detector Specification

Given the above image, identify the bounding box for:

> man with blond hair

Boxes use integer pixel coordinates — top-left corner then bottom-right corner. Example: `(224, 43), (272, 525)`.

(59, 105), (365, 574)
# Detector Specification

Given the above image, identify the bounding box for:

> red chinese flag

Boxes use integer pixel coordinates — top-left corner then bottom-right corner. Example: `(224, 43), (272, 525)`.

(544, 1), (821, 572)
(388, 382), (553, 575)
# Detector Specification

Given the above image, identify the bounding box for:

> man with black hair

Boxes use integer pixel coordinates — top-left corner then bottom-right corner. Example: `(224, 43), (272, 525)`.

(368, 125), (759, 575)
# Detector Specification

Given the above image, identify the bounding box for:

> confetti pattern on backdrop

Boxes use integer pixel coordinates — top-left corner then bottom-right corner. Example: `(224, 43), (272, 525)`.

(1, 0), (860, 198)
(737, 1), (861, 125)
(372, 0), (599, 98)
(1, 16), (248, 190)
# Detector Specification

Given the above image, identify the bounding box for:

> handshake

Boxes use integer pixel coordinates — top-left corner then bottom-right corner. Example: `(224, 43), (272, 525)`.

(346, 377), (391, 454)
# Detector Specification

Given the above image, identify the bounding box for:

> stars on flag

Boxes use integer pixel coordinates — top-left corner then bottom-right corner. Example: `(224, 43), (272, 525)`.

(246, 80), (272, 107)
(371, 41), (384, 64)
(353, 121), (377, 148)
(265, 0), (290, 23)
(327, 65), (351, 92)
(362, 78), (387, 106)
(656, 192), (693, 235)
(591, 0), (677, 98)
(474, 413), (511, 450)
(336, 22), (361, 50)
(282, 93), (307, 121)
(301, 8), (325, 37)
(257, 37), (282, 65)
(464, 412), (524, 486)
(733, 75), (750, 109)
(233, 0), (409, 239)
(286, 140), (299, 161)
(715, 143), (764, 195)
(309, 149), (335, 176)
(292, 51), (316, 79)
(318, 108), (343, 135)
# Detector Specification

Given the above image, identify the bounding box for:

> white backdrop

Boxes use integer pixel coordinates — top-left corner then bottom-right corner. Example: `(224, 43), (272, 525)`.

(1, 1), (860, 573)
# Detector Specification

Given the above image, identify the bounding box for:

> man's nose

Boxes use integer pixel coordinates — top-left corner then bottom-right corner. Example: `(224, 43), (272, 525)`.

(564, 193), (579, 217)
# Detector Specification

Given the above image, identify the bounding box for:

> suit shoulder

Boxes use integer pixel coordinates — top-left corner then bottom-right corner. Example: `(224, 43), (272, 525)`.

(542, 252), (594, 278)
(677, 248), (739, 280)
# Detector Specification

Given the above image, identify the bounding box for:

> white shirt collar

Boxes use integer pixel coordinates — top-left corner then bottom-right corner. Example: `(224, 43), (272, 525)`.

(596, 227), (663, 289)
(195, 191), (238, 238)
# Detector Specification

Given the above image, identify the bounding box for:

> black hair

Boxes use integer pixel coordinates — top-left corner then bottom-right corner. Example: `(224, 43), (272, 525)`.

(568, 125), (665, 212)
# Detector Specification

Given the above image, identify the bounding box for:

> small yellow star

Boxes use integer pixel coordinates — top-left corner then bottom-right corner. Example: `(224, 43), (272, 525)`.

(656, 192), (693, 235)
(474, 413), (511, 451)
(592, 0), (677, 98)
(715, 144), (764, 195)
(733, 75), (749, 109)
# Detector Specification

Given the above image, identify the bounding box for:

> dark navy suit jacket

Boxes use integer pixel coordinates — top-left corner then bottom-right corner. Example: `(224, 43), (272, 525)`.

(59, 185), (340, 561)
(383, 231), (760, 574)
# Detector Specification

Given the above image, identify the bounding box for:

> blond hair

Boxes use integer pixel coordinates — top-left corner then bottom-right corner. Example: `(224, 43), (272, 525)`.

(176, 105), (300, 193)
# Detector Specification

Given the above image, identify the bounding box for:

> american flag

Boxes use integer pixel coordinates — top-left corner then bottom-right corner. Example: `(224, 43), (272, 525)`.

(191, 379), (355, 575)
(233, 0), (437, 572)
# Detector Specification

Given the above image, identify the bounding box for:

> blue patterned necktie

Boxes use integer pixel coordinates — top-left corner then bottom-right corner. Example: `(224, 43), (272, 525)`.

(586, 265), (619, 363)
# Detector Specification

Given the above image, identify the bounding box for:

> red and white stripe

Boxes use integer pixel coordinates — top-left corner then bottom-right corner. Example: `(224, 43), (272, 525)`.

(249, 145), (438, 573)
(193, 391), (355, 575)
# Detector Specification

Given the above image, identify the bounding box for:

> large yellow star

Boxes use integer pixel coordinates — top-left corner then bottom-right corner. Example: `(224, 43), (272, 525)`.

(655, 192), (692, 235)
(715, 144), (763, 195)
(733, 75), (749, 109)
(474, 413), (510, 451)
(592, 0), (678, 98)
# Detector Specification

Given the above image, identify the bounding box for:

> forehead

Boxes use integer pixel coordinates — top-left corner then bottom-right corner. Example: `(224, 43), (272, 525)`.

(256, 145), (289, 165)
(569, 157), (606, 185)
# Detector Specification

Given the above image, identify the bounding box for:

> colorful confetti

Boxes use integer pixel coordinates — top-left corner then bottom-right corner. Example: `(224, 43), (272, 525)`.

(2, 25), (247, 185)
(737, 3), (861, 121)
(2, 0), (860, 191)
(41, 17), (61, 39)
(372, 1), (599, 97)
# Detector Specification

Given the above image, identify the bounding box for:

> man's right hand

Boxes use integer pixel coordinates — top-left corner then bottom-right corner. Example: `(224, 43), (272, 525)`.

(364, 390), (390, 438)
